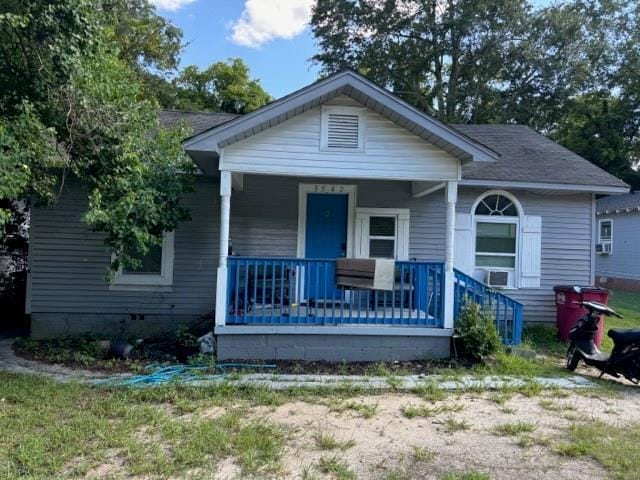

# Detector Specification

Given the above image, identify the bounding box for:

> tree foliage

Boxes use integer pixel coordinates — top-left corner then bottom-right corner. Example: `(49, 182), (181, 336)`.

(0, 0), (195, 272)
(311, 0), (640, 187)
(161, 58), (272, 114)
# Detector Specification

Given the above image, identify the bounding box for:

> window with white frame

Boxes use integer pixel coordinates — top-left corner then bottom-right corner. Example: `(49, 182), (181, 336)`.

(113, 231), (175, 288)
(474, 193), (519, 273)
(320, 106), (366, 152)
(355, 208), (409, 260)
(598, 219), (612, 243)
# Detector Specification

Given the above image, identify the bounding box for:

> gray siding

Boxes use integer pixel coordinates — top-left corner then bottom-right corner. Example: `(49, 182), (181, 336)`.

(29, 174), (594, 335)
(457, 188), (594, 323)
(230, 175), (446, 261)
(30, 177), (219, 321)
(596, 212), (640, 280)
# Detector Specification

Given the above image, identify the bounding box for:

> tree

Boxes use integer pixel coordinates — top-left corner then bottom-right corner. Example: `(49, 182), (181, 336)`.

(553, 93), (640, 189)
(310, 0), (639, 184)
(0, 0), (195, 272)
(164, 58), (272, 114)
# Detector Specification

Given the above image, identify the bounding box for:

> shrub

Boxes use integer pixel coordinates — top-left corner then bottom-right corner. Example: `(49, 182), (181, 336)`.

(455, 302), (501, 363)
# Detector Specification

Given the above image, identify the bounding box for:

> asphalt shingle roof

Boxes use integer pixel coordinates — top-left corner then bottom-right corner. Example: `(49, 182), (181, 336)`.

(453, 124), (627, 189)
(161, 109), (627, 190)
(596, 192), (640, 213)
(160, 110), (238, 137)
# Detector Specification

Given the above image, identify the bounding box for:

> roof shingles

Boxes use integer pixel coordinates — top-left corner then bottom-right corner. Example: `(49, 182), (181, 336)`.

(161, 109), (627, 190)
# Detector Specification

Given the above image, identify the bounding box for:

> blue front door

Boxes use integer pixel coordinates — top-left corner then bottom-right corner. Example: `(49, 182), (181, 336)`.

(304, 193), (348, 302)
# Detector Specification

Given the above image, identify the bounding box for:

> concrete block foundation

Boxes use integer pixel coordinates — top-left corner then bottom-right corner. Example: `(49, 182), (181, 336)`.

(215, 333), (451, 361)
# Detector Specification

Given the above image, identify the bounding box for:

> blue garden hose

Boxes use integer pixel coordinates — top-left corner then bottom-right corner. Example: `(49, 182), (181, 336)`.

(93, 362), (276, 387)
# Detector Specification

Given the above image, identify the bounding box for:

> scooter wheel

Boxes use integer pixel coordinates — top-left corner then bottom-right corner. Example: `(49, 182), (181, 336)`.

(567, 345), (580, 371)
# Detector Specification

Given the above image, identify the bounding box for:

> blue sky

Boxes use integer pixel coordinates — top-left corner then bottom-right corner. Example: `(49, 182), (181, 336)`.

(154, 0), (319, 99)
(153, 0), (551, 100)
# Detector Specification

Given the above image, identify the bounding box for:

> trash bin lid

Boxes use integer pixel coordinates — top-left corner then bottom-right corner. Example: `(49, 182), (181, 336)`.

(553, 285), (610, 294)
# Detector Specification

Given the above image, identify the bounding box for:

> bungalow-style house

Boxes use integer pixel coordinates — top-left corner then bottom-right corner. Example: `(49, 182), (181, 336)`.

(26, 70), (628, 361)
(596, 192), (640, 291)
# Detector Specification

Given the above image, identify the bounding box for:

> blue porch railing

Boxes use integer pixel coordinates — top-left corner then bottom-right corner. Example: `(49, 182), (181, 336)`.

(226, 257), (444, 327)
(453, 269), (523, 345)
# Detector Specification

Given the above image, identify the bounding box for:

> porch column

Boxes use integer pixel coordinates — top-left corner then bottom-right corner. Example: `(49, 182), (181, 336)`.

(215, 170), (232, 327)
(444, 181), (458, 329)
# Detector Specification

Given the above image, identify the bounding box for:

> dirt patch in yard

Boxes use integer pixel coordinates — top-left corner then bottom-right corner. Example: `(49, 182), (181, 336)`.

(238, 390), (639, 480)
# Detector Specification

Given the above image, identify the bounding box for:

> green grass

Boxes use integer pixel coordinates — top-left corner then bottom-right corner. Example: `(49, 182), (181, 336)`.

(401, 403), (463, 419)
(491, 421), (536, 436)
(330, 400), (379, 418)
(0, 373), (293, 479)
(440, 472), (490, 480)
(601, 289), (640, 352)
(316, 455), (357, 480)
(438, 416), (471, 434)
(555, 421), (640, 480)
(312, 429), (356, 451)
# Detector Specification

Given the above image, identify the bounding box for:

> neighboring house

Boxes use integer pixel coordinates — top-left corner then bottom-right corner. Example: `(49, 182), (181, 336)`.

(596, 193), (640, 291)
(25, 70), (628, 360)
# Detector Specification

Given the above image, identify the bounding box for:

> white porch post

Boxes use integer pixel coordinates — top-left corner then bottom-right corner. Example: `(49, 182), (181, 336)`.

(215, 170), (232, 327)
(444, 181), (458, 329)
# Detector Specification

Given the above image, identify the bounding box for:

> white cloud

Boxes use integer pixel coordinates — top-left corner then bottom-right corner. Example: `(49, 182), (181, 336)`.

(230, 0), (315, 48)
(150, 0), (197, 12)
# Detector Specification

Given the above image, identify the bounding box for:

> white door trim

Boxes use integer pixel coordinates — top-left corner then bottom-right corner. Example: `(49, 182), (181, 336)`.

(296, 183), (357, 259)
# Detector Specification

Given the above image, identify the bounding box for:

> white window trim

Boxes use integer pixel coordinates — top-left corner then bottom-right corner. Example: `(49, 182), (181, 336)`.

(320, 105), (367, 153)
(110, 231), (175, 290)
(297, 184), (357, 259)
(355, 208), (410, 260)
(598, 218), (613, 255)
(471, 190), (523, 290)
(598, 218), (613, 242)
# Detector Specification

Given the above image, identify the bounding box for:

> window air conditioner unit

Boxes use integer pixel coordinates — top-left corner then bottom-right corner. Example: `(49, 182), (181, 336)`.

(487, 270), (509, 288)
(596, 242), (612, 255)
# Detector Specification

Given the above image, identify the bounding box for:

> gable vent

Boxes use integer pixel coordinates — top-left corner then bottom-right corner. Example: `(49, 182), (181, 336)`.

(327, 113), (360, 149)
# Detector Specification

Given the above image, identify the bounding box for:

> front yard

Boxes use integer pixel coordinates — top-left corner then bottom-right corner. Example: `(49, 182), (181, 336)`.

(1, 289), (638, 480)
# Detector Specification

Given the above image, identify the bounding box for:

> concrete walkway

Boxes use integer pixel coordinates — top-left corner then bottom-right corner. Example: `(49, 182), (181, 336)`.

(0, 338), (596, 390)
(0, 338), (125, 382)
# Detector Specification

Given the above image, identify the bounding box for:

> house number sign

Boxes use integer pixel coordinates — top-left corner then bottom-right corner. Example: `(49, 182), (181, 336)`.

(312, 184), (346, 193)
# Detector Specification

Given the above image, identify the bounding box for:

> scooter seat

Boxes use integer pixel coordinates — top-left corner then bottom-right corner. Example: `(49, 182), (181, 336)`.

(608, 328), (640, 346)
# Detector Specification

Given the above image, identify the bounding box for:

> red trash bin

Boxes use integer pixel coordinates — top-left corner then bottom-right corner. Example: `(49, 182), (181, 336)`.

(553, 286), (610, 346)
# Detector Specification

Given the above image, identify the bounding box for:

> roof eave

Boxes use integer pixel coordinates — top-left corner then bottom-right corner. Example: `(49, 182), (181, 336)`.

(459, 179), (629, 195)
(183, 70), (499, 163)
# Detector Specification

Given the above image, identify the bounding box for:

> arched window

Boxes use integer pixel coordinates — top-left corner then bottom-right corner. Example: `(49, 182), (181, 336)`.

(473, 192), (522, 280)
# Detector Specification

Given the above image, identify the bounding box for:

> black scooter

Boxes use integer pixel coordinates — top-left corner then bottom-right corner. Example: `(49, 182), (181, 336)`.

(566, 286), (640, 384)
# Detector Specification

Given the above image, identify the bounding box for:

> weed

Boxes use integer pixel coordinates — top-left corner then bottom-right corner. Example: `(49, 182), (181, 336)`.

(317, 456), (357, 480)
(440, 471), (490, 480)
(488, 392), (513, 405)
(332, 400), (379, 419)
(438, 416), (471, 434)
(313, 429), (356, 451)
(413, 381), (446, 402)
(492, 421), (536, 436)
(401, 403), (463, 419)
(539, 399), (575, 412)
(500, 406), (516, 414)
(516, 434), (551, 449)
(412, 446), (436, 462)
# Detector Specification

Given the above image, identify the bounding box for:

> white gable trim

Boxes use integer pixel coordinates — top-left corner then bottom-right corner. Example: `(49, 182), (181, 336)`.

(183, 70), (499, 163)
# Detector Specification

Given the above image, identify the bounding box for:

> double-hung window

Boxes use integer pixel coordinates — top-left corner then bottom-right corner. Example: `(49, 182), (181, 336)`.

(355, 208), (410, 260)
(473, 193), (520, 287)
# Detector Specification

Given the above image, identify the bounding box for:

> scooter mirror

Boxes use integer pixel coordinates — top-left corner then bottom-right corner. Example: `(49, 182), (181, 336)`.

(572, 286), (582, 294)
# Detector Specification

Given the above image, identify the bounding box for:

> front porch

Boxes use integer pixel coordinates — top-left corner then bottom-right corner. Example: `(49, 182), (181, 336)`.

(210, 173), (522, 360)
